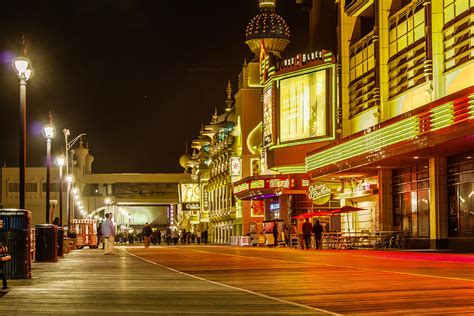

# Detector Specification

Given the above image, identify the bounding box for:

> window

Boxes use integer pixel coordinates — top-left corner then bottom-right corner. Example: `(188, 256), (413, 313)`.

(444, 0), (473, 25)
(447, 154), (474, 237)
(26, 183), (37, 192)
(389, 5), (425, 58)
(8, 183), (19, 193)
(393, 164), (430, 237)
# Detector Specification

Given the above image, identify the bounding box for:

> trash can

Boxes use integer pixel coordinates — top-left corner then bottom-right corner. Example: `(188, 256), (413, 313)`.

(57, 227), (64, 257)
(0, 209), (32, 279)
(35, 224), (58, 262)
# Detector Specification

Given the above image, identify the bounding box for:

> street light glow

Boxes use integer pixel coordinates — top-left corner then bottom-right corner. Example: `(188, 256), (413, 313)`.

(12, 57), (31, 77)
(42, 123), (55, 139)
(66, 174), (73, 183)
(56, 155), (65, 167)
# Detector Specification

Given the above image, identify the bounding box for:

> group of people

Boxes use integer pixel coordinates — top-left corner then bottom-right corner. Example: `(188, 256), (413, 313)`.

(301, 218), (324, 250)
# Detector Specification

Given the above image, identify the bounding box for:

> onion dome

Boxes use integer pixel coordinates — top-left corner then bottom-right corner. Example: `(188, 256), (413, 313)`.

(245, 0), (290, 58)
(179, 154), (191, 169)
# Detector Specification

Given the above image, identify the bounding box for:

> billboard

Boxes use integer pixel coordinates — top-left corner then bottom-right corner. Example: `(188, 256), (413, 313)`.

(180, 183), (200, 203)
(263, 85), (273, 147)
(279, 69), (328, 142)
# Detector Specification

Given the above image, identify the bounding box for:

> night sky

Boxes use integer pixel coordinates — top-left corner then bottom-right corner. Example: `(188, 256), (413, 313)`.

(0, 0), (307, 173)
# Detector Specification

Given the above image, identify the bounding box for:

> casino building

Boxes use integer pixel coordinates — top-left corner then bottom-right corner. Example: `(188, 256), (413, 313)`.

(302, 0), (474, 249)
(180, 0), (473, 249)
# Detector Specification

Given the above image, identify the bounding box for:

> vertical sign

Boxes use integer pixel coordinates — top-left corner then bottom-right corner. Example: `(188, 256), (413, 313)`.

(263, 85), (273, 147)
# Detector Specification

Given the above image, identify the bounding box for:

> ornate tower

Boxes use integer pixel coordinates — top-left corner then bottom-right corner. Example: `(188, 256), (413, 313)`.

(245, 0), (290, 59)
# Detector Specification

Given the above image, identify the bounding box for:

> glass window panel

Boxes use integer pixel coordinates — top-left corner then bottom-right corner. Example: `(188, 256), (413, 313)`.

(356, 52), (362, 65)
(456, 0), (469, 15)
(414, 10), (425, 27)
(389, 42), (397, 57)
(407, 31), (413, 46)
(444, 5), (455, 23)
(414, 24), (425, 42)
(389, 28), (397, 43)
(417, 190), (430, 237)
(398, 21), (407, 36)
(367, 57), (375, 70)
(444, 0), (454, 7)
(355, 64), (363, 78)
(402, 192), (412, 233)
(459, 182), (474, 236)
(398, 35), (408, 51)
(367, 43), (374, 57)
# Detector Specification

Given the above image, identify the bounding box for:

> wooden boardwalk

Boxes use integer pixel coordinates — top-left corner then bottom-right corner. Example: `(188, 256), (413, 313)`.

(1, 245), (473, 315)
(125, 246), (474, 315)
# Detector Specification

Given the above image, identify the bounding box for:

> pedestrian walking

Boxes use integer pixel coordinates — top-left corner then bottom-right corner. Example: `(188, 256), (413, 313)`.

(272, 222), (279, 247)
(101, 213), (115, 255)
(283, 224), (290, 247)
(302, 218), (313, 250)
(142, 223), (152, 248)
(153, 229), (161, 245)
(313, 220), (324, 250)
(96, 222), (104, 249)
(196, 229), (202, 245)
(203, 230), (208, 244)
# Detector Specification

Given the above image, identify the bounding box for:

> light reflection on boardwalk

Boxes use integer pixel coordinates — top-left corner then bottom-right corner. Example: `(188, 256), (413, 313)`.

(125, 246), (474, 315)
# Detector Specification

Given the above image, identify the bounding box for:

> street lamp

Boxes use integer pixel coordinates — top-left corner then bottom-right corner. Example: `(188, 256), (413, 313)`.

(12, 56), (33, 210)
(56, 155), (65, 226)
(65, 174), (73, 229)
(43, 120), (55, 223)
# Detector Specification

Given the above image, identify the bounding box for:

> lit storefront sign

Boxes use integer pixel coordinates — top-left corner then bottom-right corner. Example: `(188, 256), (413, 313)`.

(233, 176), (307, 200)
(233, 182), (249, 194)
(280, 69), (328, 142)
(250, 180), (265, 189)
(269, 178), (290, 188)
(263, 86), (273, 147)
(270, 203), (280, 211)
(307, 183), (332, 205)
(230, 157), (241, 177)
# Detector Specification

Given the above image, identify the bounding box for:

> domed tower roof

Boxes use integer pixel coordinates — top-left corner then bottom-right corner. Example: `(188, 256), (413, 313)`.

(245, 0), (290, 58)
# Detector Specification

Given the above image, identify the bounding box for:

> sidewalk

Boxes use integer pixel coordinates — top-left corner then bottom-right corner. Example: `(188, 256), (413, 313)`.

(0, 248), (317, 315)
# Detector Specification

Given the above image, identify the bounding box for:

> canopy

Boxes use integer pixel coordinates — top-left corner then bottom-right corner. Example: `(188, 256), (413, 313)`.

(292, 210), (335, 219)
(332, 205), (366, 213)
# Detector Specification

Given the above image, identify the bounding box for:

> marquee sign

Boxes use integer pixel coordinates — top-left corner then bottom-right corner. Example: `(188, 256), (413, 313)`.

(182, 203), (201, 211)
(307, 183), (332, 205)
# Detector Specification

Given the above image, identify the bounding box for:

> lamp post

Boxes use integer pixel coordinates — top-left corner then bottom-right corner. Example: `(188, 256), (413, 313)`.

(72, 187), (78, 221)
(56, 155), (65, 226)
(65, 174), (73, 229)
(12, 56), (33, 210)
(43, 120), (55, 223)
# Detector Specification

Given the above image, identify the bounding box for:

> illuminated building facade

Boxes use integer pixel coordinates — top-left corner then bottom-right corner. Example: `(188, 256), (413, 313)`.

(303, 0), (474, 249)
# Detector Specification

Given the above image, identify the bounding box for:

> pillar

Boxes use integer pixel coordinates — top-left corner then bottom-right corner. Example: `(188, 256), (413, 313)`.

(378, 169), (393, 231)
(429, 156), (448, 249)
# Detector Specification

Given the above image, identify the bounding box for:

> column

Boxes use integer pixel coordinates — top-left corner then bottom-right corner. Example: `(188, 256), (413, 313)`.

(378, 169), (393, 231)
(429, 156), (448, 249)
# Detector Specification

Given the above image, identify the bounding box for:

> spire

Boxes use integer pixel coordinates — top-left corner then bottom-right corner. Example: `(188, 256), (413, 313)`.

(79, 137), (84, 148)
(185, 141), (189, 155)
(212, 107), (219, 123)
(225, 81), (233, 112)
(48, 110), (53, 124)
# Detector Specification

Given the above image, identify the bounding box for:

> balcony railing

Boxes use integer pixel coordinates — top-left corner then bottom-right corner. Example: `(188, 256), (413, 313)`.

(388, 39), (427, 98)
